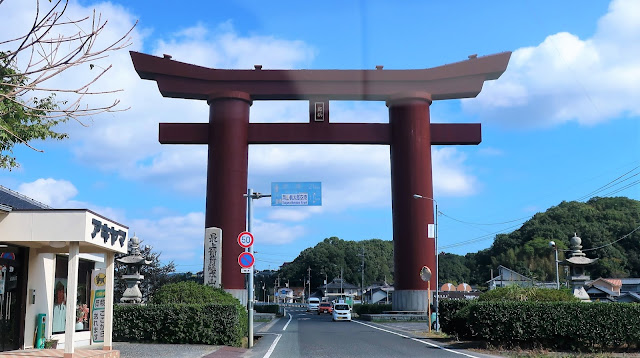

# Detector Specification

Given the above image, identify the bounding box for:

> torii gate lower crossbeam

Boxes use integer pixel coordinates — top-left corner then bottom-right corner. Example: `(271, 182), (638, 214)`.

(131, 51), (511, 310)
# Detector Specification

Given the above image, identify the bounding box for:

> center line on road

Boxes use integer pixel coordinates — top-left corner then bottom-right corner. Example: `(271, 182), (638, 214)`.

(282, 313), (293, 331)
(353, 320), (480, 358)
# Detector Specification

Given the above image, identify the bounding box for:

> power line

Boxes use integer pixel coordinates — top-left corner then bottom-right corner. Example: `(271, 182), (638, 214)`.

(575, 165), (640, 202)
(600, 179), (640, 197)
(439, 222), (524, 250)
(580, 224), (640, 252)
(438, 164), (640, 250)
(439, 211), (531, 226)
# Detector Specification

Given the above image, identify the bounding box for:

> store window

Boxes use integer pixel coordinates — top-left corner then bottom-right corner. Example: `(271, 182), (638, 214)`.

(52, 256), (93, 334)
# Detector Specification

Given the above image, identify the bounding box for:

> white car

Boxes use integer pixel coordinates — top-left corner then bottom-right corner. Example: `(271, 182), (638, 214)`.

(332, 303), (351, 321)
(307, 297), (320, 312)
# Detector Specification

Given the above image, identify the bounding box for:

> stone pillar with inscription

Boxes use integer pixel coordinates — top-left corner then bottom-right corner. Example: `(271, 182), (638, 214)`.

(204, 227), (222, 288)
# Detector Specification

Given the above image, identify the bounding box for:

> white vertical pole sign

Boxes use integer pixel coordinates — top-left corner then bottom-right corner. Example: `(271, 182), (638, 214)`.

(204, 227), (223, 287)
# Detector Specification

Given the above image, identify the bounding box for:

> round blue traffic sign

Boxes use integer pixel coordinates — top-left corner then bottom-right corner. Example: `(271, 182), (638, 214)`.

(238, 252), (255, 268)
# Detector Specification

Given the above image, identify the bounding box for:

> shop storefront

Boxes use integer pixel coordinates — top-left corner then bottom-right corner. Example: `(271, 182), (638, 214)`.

(0, 187), (128, 357)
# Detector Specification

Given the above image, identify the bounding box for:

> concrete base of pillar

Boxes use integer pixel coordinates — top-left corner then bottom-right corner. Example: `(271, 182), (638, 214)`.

(392, 290), (429, 311)
(225, 288), (248, 306)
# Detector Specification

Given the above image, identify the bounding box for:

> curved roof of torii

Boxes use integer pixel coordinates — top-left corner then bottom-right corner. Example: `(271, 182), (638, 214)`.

(130, 51), (512, 101)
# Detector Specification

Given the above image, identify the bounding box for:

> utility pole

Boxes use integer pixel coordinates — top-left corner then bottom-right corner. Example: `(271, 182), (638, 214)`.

(276, 275), (280, 303)
(340, 266), (344, 296)
(307, 266), (311, 302)
(359, 246), (365, 304)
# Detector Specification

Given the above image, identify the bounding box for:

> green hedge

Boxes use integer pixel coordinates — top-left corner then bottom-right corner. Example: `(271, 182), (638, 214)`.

(353, 304), (392, 315)
(453, 301), (640, 352)
(439, 299), (472, 339)
(255, 304), (279, 314)
(150, 281), (240, 305)
(477, 286), (579, 302)
(114, 304), (247, 347)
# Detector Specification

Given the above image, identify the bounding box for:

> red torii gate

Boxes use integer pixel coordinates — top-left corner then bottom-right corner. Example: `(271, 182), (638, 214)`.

(130, 51), (511, 310)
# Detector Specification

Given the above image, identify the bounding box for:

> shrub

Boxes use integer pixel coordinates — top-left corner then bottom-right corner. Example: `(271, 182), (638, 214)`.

(466, 301), (640, 352)
(255, 304), (279, 314)
(439, 299), (472, 338)
(116, 282), (248, 347)
(477, 285), (579, 302)
(353, 304), (392, 315)
(150, 281), (240, 305)
(114, 303), (247, 347)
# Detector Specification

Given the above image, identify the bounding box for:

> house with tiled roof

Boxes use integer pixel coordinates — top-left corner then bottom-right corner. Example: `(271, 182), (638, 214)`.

(618, 291), (640, 303)
(588, 277), (622, 295)
(587, 277), (640, 303)
(586, 284), (619, 302)
(620, 278), (640, 293)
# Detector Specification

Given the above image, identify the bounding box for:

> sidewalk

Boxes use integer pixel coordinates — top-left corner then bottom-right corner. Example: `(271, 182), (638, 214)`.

(113, 320), (275, 358)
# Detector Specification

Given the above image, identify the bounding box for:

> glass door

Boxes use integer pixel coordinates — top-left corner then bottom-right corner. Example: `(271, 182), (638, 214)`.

(0, 245), (26, 352)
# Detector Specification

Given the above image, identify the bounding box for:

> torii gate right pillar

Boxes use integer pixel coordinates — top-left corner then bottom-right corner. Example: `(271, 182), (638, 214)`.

(388, 93), (434, 311)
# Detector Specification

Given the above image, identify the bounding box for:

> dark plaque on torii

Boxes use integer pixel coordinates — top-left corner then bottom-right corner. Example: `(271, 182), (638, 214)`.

(130, 51), (511, 310)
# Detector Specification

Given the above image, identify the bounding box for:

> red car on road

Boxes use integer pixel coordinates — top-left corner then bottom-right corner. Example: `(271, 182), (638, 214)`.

(317, 302), (333, 314)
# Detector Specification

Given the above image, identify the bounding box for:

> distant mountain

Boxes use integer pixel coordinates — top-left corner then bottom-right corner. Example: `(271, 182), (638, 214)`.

(464, 197), (640, 285)
(276, 197), (640, 289)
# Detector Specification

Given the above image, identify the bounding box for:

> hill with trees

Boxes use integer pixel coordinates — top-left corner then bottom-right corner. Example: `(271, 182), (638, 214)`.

(276, 197), (640, 289)
(277, 237), (393, 292)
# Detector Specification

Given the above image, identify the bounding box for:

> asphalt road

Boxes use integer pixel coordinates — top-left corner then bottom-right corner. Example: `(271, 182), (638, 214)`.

(248, 307), (503, 358)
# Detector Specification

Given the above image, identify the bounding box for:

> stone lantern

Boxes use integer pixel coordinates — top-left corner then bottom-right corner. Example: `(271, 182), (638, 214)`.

(563, 233), (598, 301)
(117, 236), (151, 303)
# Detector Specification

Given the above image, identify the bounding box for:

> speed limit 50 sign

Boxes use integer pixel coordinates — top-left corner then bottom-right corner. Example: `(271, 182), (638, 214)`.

(237, 231), (254, 248)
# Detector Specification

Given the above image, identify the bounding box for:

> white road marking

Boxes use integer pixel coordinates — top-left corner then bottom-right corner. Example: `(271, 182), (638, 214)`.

(353, 320), (481, 358)
(282, 313), (293, 331)
(262, 333), (282, 358)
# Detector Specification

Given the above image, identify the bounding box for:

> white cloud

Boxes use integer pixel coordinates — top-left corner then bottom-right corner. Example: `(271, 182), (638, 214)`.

(153, 22), (316, 70)
(463, 0), (640, 127)
(18, 178), (78, 208)
(128, 212), (205, 262)
(432, 148), (477, 196)
(251, 219), (306, 245)
(268, 209), (312, 222)
(15, 178), (127, 222)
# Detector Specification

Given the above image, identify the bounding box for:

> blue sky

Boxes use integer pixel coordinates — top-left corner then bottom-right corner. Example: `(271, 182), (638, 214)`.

(1, 0), (638, 273)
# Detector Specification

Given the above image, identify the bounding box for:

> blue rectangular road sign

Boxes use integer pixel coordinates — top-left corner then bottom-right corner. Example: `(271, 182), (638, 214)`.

(271, 182), (322, 206)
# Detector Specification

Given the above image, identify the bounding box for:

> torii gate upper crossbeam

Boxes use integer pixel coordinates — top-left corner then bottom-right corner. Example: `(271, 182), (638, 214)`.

(130, 51), (511, 101)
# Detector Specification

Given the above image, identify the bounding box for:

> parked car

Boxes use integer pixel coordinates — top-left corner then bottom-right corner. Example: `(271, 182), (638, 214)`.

(307, 297), (320, 312)
(332, 303), (351, 321)
(318, 302), (333, 314)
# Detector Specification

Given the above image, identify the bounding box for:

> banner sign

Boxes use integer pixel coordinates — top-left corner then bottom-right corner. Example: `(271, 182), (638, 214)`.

(90, 269), (106, 343)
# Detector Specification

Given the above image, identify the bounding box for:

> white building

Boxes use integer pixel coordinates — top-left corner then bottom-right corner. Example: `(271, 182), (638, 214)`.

(0, 185), (127, 357)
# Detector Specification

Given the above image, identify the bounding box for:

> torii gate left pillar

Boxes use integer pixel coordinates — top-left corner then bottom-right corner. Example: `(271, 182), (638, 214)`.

(130, 51), (511, 309)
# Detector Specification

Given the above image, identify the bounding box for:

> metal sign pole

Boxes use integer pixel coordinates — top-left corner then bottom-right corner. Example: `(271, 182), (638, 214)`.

(427, 281), (431, 333)
(246, 188), (254, 348)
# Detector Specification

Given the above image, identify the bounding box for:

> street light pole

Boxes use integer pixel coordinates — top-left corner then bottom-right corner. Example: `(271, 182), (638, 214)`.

(413, 194), (439, 331)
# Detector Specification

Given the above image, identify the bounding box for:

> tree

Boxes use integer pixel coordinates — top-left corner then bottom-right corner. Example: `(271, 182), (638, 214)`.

(277, 237), (394, 291)
(114, 242), (176, 303)
(438, 252), (471, 285)
(0, 0), (136, 169)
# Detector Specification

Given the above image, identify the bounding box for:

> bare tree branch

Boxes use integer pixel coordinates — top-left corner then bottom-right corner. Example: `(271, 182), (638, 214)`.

(0, 0), (138, 164)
